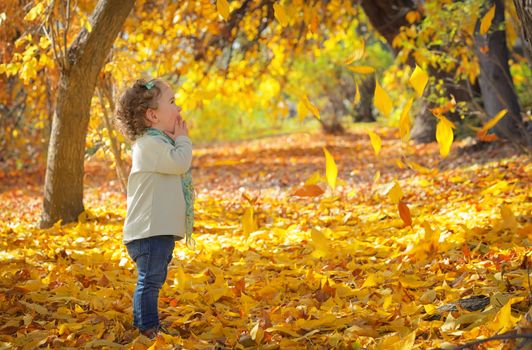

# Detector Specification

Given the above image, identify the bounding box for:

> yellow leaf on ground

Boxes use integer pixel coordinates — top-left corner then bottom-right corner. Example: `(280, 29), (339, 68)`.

(500, 205), (518, 231)
(310, 228), (330, 257)
(399, 275), (431, 288)
(489, 297), (522, 332)
(362, 273), (379, 288)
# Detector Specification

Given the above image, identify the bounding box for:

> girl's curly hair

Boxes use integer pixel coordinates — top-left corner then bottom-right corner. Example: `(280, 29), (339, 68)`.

(114, 78), (164, 141)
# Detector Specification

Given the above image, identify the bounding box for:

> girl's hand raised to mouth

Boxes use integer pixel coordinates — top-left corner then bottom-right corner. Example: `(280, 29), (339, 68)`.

(165, 117), (188, 140)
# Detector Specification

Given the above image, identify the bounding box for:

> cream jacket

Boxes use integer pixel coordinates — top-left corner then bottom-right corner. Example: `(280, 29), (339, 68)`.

(123, 134), (193, 244)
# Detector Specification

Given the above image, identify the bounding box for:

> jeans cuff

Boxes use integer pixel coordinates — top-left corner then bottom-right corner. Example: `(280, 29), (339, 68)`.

(138, 322), (159, 331)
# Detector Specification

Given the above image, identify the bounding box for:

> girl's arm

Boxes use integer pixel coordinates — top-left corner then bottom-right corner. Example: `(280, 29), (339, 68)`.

(153, 136), (193, 175)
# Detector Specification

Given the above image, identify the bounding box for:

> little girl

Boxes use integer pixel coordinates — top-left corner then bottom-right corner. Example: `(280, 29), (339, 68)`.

(115, 78), (194, 339)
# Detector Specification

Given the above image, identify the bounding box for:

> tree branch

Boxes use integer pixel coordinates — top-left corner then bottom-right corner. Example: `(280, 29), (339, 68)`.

(432, 332), (532, 350)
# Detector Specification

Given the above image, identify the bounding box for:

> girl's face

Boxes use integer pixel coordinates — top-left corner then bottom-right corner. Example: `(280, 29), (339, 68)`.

(147, 83), (182, 134)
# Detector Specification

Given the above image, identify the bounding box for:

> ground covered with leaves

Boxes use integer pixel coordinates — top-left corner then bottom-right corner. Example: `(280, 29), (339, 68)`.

(0, 128), (531, 349)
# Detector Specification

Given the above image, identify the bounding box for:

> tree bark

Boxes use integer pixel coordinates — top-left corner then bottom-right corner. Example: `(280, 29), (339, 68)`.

(41, 0), (135, 228)
(475, 0), (530, 147)
(513, 0), (532, 69)
(361, 0), (446, 142)
(360, 0), (417, 56)
(353, 75), (376, 122)
(97, 84), (128, 194)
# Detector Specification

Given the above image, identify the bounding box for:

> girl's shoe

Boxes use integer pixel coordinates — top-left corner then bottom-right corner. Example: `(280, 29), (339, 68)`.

(140, 324), (171, 339)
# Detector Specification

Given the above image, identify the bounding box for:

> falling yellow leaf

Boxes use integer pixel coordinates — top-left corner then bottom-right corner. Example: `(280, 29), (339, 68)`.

(423, 221), (440, 250)
(395, 159), (406, 169)
(409, 65), (428, 97)
(301, 94), (320, 120)
(436, 116), (454, 157)
(480, 109), (507, 133)
(399, 98), (413, 142)
(217, 0), (230, 20)
(374, 82), (392, 116)
(367, 130), (382, 156)
(373, 170), (380, 184)
(387, 181), (403, 204)
(480, 5), (496, 35)
(344, 43), (365, 65)
(347, 66), (375, 74)
(273, 3), (288, 27)
(297, 100), (307, 122)
(405, 160), (436, 175)
(353, 81), (361, 106)
(242, 206), (257, 235)
(305, 171), (322, 185)
(323, 147), (338, 190)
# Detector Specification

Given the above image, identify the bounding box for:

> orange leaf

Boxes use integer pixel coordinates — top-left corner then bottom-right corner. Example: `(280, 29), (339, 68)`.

(398, 202), (412, 227)
(291, 184), (324, 197)
(477, 129), (499, 142)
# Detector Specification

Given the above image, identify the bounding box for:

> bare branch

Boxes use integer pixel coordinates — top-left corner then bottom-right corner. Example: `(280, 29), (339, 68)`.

(431, 332), (532, 350)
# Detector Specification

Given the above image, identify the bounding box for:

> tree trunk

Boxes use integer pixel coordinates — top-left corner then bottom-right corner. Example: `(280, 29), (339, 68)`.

(353, 75), (376, 122)
(475, 0), (530, 147)
(360, 0), (417, 56)
(361, 0), (444, 142)
(513, 0), (532, 69)
(41, 0), (135, 228)
(97, 84), (128, 194)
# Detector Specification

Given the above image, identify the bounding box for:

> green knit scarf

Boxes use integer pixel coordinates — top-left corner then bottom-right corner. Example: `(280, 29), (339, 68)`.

(145, 128), (195, 249)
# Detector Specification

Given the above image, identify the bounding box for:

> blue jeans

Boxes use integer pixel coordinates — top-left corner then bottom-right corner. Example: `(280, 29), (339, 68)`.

(125, 235), (175, 331)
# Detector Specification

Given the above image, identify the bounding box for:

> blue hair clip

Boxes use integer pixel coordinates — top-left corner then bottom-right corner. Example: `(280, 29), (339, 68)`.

(144, 80), (155, 90)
